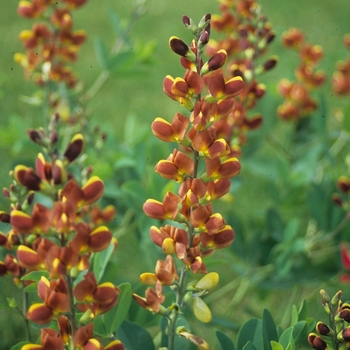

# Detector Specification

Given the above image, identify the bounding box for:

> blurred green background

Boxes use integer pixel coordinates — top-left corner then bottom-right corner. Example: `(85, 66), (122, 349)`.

(0, 0), (350, 349)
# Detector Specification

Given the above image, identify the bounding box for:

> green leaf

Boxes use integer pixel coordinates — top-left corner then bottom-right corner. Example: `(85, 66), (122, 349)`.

(109, 51), (137, 74)
(292, 321), (308, 345)
(121, 179), (149, 209)
(104, 283), (132, 335)
(242, 341), (258, 350)
(298, 300), (309, 321)
(0, 303), (20, 313)
(117, 320), (155, 350)
(279, 327), (294, 349)
(21, 270), (49, 281)
(94, 37), (110, 70)
(237, 318), (262, 350)
(283, 218), (299, 243)
(93, 316), (107, 337)
(262, 309), (278, 350)
(23, 282), (39, 293)
(10, 342), (30, 350)
(291, 305), (298, 325)
(270, 341), (284, 350)
(216, 330), (235, 350)
(93, 242), (114, 283)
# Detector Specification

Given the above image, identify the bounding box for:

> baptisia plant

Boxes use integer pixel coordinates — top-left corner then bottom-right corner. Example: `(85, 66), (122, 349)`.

(133, 13), (244, 350)
(0, 1), (125, 349)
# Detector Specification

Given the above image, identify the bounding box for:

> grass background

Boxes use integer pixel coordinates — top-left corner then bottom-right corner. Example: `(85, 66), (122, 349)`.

(0, 0), (350, 348)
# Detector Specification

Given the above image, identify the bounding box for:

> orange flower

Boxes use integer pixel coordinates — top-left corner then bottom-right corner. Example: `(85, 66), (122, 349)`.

(143, 192), (181, 221)
(132, 281), (165, 313)
(70, 223), (112, 254)
(74, 272), (120, 316)
(11, 203), (50, 234)
(155, 149), (194, 182)
(60, 177), (104, 208)
(205, 156), (241, 180)
(151, 113), (190, 143)
(22, 328), (64, 350)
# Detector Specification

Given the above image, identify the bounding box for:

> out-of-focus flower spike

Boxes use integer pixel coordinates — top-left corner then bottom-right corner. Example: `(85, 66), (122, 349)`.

(81, 176), (104, 205)
(195, 272), (219, 290)
(201, 49), (227, 75)
(64, 133), (84, 163)
(169, 36), (196, 62)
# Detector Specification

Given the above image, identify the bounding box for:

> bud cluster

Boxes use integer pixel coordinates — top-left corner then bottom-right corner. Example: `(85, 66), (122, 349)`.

(308, 289), (350, 350)
(277, 28), (326, 121)
(132, 13), (245, 349)
(206, 0), (277, 156)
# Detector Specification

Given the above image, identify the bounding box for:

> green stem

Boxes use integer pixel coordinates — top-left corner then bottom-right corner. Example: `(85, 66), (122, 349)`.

(168, 264), (188, 350)
(22, 286), (31, 342)
(66, 273), (77, 336)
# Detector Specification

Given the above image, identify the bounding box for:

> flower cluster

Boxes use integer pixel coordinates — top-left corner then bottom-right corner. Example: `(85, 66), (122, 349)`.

(308, 290), (350, 350)
(206, 0), (277, 156)
(0, 127), (123, 348)
(133, 13), (244, 349)
(332, 33), (350, 96)
(16, 0), (87, 88)
(277, 28), (326, 121)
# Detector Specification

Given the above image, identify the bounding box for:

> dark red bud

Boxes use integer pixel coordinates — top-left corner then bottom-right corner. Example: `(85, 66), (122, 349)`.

(50, 130), (58, 144)
(27, 192), (35, 206)
(267, 32), (276, 44)
(0, 212), (10, 223)
(263, 58), (278, 71)
(3, 188), (10, 198)
(332, 194), (343, 207)
(170, 37), (190, 57)
(199, 31), (210, 45)
(182, 15), (190, 27)
(28, 129), (42, 143)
